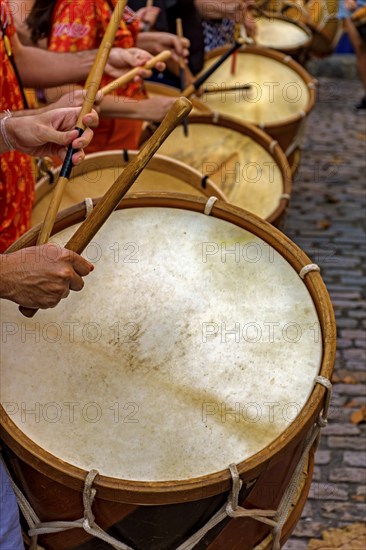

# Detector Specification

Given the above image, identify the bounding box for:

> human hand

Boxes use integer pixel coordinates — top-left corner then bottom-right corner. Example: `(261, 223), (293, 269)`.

(137, 96), (178, 122)
(106, 47), (165, 79)
(4, 107), (99, 163)
(0, 245), (94, 309)
(344, 0), (357, 11)
(137, 32), (190, 64)
(136, 6), (161, 30)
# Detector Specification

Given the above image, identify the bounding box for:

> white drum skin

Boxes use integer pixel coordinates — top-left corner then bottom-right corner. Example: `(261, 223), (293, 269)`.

(1, 207), (322, 482)
(202, 51), (310, 126)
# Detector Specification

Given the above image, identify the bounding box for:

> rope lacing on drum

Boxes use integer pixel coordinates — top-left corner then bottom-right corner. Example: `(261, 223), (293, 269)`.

(84, 197), (94, 218)
(269, 140), (278, 154)
(212, 111), (220, 124)
(280, 193), (291, 201)
(204, 196), (218, 215)
(0, 463), (135, 550)
(2, 374), (333, 550)
(299, 263), (320, 279)
(283, 55), (291, 64)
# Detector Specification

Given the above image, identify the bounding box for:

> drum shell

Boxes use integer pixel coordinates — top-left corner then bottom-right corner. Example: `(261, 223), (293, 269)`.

(1, 195), (335, 549)
(281, 0), (342, 56)
(32, 151), (227, 227)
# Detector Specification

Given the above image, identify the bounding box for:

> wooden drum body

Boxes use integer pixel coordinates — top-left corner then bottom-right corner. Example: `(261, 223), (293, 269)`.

(32, 151), (226, 227)
(281, 0), (342, 56)
(201, 45), (316, 173)
(1, 195), (335, 550)
(156, 114), (292, 226)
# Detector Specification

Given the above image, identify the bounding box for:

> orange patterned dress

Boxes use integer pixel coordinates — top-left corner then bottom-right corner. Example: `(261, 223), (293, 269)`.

(0, 0), (35, 252)
(48, 0), (146, 153)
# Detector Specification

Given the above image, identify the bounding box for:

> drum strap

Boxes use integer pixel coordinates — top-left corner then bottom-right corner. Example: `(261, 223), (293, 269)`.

(2, 380), (333, 550)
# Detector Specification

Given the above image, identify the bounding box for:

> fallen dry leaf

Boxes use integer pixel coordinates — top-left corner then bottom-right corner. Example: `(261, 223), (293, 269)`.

(343, 399), (361, 409)
(350, 405), (366, 425)
(317, 219), (332, 230)
(342, 375), (358, 384)
(307, 523), (366, 549)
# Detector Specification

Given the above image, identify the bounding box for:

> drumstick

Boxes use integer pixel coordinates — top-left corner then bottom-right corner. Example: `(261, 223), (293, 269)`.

(100, 50), (171, 96)
(143, 40), (244, 136)
(203, 84), (251, 94)
(143, 0), (154, 32)
(182, 40), (244, 97)
(19, 97), (192, 318)
(176, 18), (189, 137)
(36, 0), (127, 247)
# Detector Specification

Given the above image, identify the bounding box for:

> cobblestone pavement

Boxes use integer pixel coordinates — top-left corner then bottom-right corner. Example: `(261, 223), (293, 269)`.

(282, 76), (366, 549)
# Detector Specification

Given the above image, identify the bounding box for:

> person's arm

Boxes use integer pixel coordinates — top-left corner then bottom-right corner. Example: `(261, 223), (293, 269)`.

(0, 108), (98, 163)
(0, 245), (94, 309)
(98, 94), (177, 121)
(11, 32), (152, 87)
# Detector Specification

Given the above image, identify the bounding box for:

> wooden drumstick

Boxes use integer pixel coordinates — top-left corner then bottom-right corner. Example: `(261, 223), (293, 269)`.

(19, 97), (192, 318)
(182, 39), (245, 97)
(36, 0), (127, 247)
(143, 0), (154, 32)
(176, 18), (189, 137)
(100, 50), (171, 96)
(203, 84), (251, 94)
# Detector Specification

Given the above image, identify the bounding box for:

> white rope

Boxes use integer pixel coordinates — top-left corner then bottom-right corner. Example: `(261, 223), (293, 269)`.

(0, 461), (134, 550)
(280, 193), (291, 201)
(299, 263), (320, 279)
(1, 378), (332, 550)
(269, 140), (278, 154)
(84, 197), (94, 218)
(204, 196), (218, 215)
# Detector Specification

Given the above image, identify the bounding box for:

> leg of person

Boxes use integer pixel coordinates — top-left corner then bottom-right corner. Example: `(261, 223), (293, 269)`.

(345, 17), (366, 109)
(0, 462), (24, 550)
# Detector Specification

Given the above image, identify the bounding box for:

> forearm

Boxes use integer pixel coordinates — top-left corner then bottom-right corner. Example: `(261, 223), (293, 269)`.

(99, 96), (145, 118)
(13, 33), (96, 88)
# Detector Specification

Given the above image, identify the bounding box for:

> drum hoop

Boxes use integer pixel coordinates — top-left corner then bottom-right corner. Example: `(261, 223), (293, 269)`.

(1, 194), (335, 504)
(34, 150), (228, 204)
(202, 45), (317, 128)
(182, 113), (292, 224)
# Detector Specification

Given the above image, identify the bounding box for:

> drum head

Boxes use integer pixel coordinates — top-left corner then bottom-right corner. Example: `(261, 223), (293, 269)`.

(202, 46), (311, 126)
(156, 115), (291, 222)
(1, 201), (323, 483)
(255, 16), (311, 51)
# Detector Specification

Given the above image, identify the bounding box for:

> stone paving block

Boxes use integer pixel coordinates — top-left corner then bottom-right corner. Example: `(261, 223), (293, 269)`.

(343, 452), (366, 468)
(329, 468), (366, 483)
(322, 423), (361, 436)
(321, 502), (366, 522)
(327, 436), (365, 451)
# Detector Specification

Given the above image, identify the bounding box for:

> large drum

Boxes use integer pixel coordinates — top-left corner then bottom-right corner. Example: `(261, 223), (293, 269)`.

(201, 45), (316, 172)
(32, 151), (226, 227)
(1, 194), (335, 550)
(156, 113), (292, 226)
(254, 12), (312, 59)
(281, 0), (342, 56)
